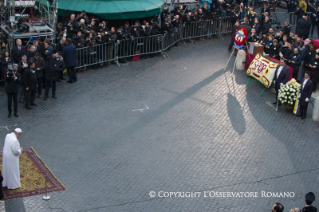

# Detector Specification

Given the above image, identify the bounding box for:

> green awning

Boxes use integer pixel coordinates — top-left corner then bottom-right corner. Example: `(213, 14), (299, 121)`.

(46, 0), (165, 20)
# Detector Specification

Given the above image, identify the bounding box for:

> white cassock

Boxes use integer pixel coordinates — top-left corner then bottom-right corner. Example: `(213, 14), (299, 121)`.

(2, 133), (22, 189)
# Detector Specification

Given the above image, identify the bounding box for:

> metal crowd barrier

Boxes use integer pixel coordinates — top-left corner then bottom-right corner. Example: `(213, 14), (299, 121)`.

(117, 34), (163, 61)
(181, 19), (221, 41)
(218, 18), (232, 39)
(75, 42), (117, 69)
(162, 25), (183, 51)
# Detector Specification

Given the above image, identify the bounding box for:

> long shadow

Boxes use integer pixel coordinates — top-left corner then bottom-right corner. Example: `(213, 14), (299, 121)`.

(106, 68), (225, 145)
(227, 93), (246, 135)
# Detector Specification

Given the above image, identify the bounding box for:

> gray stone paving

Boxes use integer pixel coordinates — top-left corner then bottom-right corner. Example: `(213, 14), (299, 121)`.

(0, 23), (319, 212)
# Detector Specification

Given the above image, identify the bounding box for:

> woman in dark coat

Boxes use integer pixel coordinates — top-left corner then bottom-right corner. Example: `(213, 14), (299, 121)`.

(1, 50), (12, 81)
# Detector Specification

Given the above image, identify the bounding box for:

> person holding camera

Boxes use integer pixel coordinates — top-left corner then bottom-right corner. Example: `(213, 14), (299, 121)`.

(6, 64), (20, 117)
(24, 61), (38, 110)
(75, 10), (89, 25)
(64, 14), (79, 38)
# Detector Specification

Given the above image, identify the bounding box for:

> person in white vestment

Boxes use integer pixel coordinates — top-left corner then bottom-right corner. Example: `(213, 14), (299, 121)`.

(2, 128), (23, 189)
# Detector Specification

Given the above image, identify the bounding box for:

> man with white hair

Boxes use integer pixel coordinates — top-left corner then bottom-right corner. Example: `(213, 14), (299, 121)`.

(2, 128), (23, 189)
(12, 39), (26, 63)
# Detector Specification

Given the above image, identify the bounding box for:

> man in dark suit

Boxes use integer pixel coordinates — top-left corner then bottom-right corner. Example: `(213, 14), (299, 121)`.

(56, 37), (66, 53)
(296, 15), (311, 39)
(24, 61), (38, 110)
(300, 192), (317, 212)
(12, 39), (26, 64)
(45, 51), (65, 100)
(297, 71), (313, 119)
(273, 59), (291, 106)
(62, 38), (77, 83)
(5, 64), (20, 118)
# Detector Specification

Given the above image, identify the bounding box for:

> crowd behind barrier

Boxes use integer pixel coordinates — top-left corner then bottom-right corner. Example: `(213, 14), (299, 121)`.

(4, 0), (319, 116)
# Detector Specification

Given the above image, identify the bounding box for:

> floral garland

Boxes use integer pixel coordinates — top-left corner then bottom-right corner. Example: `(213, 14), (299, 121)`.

(278, 78), (300, 105)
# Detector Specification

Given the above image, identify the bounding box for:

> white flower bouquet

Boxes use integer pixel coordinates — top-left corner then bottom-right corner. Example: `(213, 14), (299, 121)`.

(278, 78), (300, 106)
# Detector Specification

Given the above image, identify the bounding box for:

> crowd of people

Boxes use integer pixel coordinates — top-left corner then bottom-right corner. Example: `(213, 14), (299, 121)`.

(272, 192), (317, 212)
(4, 37), (76, 117)
(3, 0), (319, 117)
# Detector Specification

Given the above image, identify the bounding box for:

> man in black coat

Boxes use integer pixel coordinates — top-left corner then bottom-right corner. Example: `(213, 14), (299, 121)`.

(18, 55), (28, 103)
(308, 53), (319, 92)
(5, 64), (20, 117)
(297, 71), (313, 119)
(296, 15), (311, 39)
(273, 59), (291, 105)
(62, 38), (77, 83)
(45, 52), (65, 100)
(300, 192), (317, 212)
(56, 37), (66, 53)
(24, 61), (38, 110)
(12, 39), (26, 64)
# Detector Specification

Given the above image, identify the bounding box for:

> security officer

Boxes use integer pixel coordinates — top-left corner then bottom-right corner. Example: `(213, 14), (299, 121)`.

(5, 64), (20, 117)
(301, 192), (317, 212)
(24, 61), (38, 110)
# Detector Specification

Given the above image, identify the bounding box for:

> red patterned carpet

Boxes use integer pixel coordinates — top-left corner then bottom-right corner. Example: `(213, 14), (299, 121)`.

(0, 147), (65, 200)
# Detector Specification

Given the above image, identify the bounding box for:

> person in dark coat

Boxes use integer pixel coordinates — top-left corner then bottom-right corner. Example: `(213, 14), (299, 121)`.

(273, 59), (290, 105)
(45, 52), (65, 100)
(288, 48), (303, 80)
(300, 192), (317, 212)
(30, 53), (45, 98)
(260, 3), (271, 24)
(56, 37), (66, 53)
(12, 39), (26, 64)
(304, 45), (316, 73)
(18, 55), (28, 103)
(297, 71), (313, 119)
(5, 64), (20, 117)
(62, 38), (77, 83)
(308, 53), (319, 92)
(1, 50), (12, 81)
(23, 61), (38, 110)
(269, 39), (281, 60)
(296, 15), (311, 39)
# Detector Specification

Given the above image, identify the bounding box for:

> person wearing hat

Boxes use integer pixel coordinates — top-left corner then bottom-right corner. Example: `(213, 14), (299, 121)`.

(5, 63), (20, 118)
(270, 39), (281, 60)
(301, 192), (317, 212)
(2, 128), (23, 189)
(30, 52), (45, 98)
(45, 51), (65, 100)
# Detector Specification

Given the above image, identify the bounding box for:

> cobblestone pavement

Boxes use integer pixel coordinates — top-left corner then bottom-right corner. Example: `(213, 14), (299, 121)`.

(0, 21), (319, 212)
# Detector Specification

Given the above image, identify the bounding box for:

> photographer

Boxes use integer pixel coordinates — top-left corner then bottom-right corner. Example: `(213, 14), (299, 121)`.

(87, 20), (97, 34)
(106, 27), (117, 64)
(75, 31), (85, 48)
(64, 14), (79, 38)
(78, 19), (87, 36)
(6, 64), (20, 118)
(132, 21), (141, 38)
(99, 20), (109, 33)
(75, 10), (89, 25)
